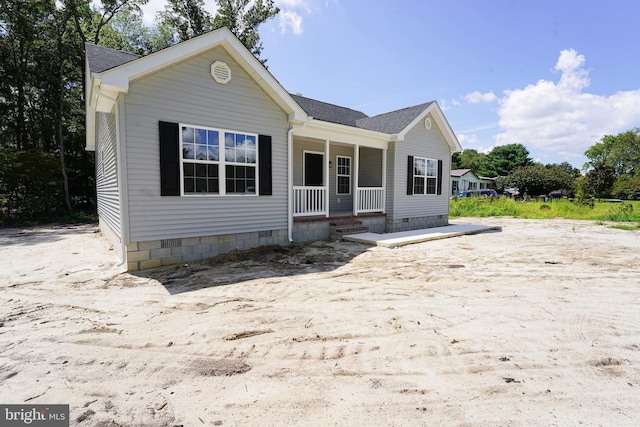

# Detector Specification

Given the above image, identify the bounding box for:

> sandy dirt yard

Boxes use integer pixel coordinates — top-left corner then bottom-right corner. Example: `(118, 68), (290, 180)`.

(1, 217), (639, 426)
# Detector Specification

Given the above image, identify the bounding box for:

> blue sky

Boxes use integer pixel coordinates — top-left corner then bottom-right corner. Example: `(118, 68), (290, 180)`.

(140, 0), (640, 169)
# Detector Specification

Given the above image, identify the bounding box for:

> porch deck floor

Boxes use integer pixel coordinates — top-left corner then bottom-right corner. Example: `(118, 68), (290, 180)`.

(341, 223), (501, 248)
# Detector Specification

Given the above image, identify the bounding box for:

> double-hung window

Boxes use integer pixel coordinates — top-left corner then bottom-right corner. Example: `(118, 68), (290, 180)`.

(413, 157), (438, 195)
(180, 124), (257, 195)
(336, 156), (351, 195)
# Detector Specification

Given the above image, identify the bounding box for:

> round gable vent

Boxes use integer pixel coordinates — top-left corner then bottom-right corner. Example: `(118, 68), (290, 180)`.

(211, 61), (231, 84)
(424, 116), (432, 130)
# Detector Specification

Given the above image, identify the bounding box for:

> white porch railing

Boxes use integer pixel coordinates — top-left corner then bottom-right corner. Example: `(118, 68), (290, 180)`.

(357, 187), (385, 213)
(293, 186), (327, 217)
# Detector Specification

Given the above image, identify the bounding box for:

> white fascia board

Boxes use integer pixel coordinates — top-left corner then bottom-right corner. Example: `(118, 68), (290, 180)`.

(397, 102), (462, 152)
(295, 119), (390, 149)
(96, 27), (307, 122)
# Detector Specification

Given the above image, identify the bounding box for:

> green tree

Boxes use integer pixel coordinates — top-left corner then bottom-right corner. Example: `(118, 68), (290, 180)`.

(611, 176), (640, 200)
(585, 162), (615, 199)
(546, 161), (581, 178)
(99, 8), (174, 54)
(211, 0), (279, 63)
(156, 0), (212, 42)
(498, 163), (575, 197)
(584, 128), (640, 178)
(480, 143), (532, 177)
(451, 149), (487, 173)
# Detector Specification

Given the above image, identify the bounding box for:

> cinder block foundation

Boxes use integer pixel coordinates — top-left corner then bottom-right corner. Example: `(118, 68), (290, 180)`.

(125, 229), (288, 271)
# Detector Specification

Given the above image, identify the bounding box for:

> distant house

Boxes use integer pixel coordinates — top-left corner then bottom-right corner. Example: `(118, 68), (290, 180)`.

(450, 169), (495, 195)
(85, 27), (462, 271)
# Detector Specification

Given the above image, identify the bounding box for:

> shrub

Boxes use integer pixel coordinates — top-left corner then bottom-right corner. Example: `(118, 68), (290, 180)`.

(611, 177), (640, 200)
(606, 203), (635, 222)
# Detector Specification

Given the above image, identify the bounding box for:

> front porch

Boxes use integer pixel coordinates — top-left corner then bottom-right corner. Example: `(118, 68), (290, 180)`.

(291, 135), (387, 218)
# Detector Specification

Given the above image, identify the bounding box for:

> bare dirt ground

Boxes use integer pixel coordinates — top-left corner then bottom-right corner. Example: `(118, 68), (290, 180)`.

(1, 218), (639, 426)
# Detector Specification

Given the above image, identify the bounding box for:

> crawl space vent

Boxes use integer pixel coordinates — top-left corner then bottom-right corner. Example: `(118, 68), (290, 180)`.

(211, 61), (231, 84)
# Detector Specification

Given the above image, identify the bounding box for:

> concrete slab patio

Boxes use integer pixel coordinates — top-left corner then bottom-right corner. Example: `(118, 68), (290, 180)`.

(342, 223), (502, 247)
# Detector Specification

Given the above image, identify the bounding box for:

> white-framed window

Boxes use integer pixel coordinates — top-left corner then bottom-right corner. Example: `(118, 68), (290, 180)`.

(452, 180), (458, 196)
(413, 156), (438, 195)
(336, 156), (351, 195)
(180, 124), (257, 196)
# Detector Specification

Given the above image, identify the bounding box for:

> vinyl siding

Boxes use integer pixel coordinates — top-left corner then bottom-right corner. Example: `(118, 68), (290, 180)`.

(95, 110), (121, 240)
(390, 119), (452, 220)
(123, 46), (289, 242)
(358, 147), (383, 187)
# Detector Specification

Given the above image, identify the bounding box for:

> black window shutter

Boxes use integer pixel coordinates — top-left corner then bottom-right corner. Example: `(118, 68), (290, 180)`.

(407, 155), (414, 195)
(437, 159), (443, 195)
(258, 135), (272, 195)
(159, 121), (180, 196)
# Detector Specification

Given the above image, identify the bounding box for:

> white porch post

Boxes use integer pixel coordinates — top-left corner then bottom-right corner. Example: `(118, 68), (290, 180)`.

(382, 148), (387, 213)
(325, 139), (330, 217)
(353, 144), (360, 216)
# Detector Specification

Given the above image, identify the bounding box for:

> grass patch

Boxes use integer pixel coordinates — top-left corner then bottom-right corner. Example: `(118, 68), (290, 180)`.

(450, 198), (640, 225)
(608, 223), (640, 231)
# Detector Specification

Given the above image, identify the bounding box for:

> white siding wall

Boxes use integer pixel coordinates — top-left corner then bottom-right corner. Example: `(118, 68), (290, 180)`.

(390, 119), (452, 220)
(123, 46), (289, 242)
(358, 147), (383, 186)
(95, 110), (121, 241)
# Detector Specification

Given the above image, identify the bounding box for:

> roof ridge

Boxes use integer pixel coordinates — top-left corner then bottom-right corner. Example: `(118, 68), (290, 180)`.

(364, 101), (434, 120)
(290, 94), (369, 117)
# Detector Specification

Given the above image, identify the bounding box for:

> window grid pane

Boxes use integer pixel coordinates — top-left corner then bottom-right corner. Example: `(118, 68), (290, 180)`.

(183, 162), (218, 194)
(182, 125), (257, 195)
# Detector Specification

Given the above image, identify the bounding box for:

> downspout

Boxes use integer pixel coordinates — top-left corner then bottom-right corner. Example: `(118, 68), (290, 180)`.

(287, 126), (295, 243)
(115, 95), (129, 268)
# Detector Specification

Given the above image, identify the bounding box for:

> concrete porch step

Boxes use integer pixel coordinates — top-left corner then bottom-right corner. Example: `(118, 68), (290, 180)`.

(334, 226), (369, 234)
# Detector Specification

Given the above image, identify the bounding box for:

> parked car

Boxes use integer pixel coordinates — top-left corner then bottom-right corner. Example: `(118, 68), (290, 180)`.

(503, 188), (520, 198)
(455, 189), (498, 198)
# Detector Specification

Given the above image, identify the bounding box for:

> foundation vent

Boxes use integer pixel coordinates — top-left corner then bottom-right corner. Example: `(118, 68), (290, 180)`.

(161, 238), (182, 248)
(211, 61), (231, 84)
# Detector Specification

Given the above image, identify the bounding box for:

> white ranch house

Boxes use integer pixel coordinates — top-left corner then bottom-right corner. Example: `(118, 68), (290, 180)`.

(450, 169), (495, 195)
(85, 28), (462, 271)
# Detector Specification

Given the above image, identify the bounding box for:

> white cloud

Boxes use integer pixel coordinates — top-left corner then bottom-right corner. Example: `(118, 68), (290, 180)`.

(277, 0), (311, 10)
(495, 49), (640, 164)
(279, 10), (303, 34)
(464, 91), (497, 104)
(458, 133), (479, 144)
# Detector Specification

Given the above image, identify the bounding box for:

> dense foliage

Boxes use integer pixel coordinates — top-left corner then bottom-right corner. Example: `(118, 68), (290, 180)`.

(496, 163), (575, 197)
(0, 0), (279, 224)
(584, 128), (640, 200)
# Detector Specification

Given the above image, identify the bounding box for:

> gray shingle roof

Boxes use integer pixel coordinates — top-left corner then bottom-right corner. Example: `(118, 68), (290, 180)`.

(356, 102), (434, 134)
(85, 43), (139, 73)
(291, 94), (434, 135)
(290, 94), (368, 127)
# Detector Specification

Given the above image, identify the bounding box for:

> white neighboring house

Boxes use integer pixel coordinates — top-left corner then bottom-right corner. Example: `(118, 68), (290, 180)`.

(85, 27), (462, 271)
(450, 169), (495, 195)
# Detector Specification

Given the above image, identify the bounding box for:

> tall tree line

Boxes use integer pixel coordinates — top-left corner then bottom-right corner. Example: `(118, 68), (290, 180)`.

(0, 0), (278, 223)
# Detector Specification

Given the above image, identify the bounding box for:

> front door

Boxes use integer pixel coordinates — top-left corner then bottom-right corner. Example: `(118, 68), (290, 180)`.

(304, 152), (324, 186)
